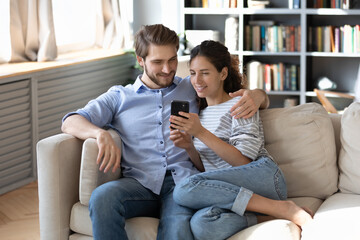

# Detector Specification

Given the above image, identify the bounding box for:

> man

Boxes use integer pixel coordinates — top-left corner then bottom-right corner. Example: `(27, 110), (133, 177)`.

(61, 24), (269, 240)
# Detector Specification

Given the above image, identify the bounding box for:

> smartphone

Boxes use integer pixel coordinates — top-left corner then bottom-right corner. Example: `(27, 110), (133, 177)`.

(171, 100), (189, 129)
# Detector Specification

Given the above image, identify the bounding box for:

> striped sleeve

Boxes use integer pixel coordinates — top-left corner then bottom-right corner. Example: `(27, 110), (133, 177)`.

(229, 111), (262, 161)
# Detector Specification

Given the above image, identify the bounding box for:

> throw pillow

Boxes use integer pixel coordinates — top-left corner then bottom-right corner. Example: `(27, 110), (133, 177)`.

(338, 102), (360, 194)
(260, 103), (338, 199)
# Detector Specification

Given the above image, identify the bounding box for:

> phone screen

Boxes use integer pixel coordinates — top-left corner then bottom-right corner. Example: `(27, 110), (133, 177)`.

(171, 100), (189, 129)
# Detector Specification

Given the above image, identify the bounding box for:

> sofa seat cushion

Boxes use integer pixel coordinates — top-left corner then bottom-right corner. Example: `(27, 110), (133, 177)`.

(289, 196), (323, 214)
(70, 202), (158, 239)
(338, 102), (360, 194)
(260, 103), (338, 199)
(301, 192), (360, 240)
(228, 219), (301, 240)
(69, 234), (93, 240)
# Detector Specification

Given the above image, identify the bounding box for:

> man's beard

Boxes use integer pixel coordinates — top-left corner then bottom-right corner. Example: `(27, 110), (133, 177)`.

(143, 64), (175, 88)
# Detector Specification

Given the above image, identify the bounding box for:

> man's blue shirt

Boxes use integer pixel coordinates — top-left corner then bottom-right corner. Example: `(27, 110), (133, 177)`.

(63, 75), (200, 194)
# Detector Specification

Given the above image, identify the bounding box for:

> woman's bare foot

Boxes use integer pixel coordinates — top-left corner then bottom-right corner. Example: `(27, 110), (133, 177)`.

(275, 201), (314, 228)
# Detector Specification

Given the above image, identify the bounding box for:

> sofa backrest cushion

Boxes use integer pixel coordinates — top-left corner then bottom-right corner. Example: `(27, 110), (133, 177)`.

(260, 103), (338, 199)
(338, 102), (360, 194)
(79, 129), (122, 206)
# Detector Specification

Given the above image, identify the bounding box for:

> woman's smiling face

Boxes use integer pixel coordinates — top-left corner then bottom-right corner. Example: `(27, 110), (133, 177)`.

(189, 55), (227, 105)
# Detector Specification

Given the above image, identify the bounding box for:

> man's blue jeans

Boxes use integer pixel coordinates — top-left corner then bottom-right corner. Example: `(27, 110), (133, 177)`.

(89, 173), (195, 240)
(173, 156), (287, 240)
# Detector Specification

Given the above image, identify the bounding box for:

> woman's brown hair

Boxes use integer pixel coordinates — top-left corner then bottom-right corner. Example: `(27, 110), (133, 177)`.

(189, 40), (247, 110)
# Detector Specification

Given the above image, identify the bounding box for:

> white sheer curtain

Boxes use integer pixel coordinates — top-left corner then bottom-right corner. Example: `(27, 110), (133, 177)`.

(97, 0), (133, 50)
(0, 0), (133, 63)
(0, 0), (57, 63)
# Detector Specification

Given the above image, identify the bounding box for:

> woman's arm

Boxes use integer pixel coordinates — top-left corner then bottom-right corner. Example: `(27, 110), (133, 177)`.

(195, 128), (251, 167)
(170, 113), (251, 167)
(229, 89), (269, 119)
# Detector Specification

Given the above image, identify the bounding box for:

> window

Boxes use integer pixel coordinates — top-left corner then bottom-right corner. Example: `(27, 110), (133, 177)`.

(52, 0), (99, 53)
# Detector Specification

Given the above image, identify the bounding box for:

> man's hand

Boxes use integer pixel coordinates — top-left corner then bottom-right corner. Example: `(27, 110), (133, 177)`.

(96, 130), (121, 173)
(229, 89), (269, 119)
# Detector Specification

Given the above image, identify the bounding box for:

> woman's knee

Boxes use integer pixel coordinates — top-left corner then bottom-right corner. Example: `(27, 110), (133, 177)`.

(173, 176), (201, 206)
(173, 179), (189, 205)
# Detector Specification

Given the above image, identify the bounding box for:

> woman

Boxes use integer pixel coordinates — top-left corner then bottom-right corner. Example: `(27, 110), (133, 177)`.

(169, 40), (313, 240)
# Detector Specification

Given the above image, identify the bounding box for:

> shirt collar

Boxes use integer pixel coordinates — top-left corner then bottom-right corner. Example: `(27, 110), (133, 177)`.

(133, 75), (181, 93)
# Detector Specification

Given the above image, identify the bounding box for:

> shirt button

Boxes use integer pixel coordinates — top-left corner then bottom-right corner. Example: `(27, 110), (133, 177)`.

(163, 163), (166, 167)
(162, 155), (166, 158)
(171, 169), (175, 172)
(160, 141), (164, 144)
(159, 105), (162, 108)
(158, 122), (162, 125)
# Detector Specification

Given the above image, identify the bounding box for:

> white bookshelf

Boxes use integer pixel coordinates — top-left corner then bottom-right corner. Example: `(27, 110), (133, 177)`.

(180, 0), (360, 108)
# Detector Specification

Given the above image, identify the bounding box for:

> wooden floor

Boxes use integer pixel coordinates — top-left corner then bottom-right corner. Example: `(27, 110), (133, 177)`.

(0, 181), (40, 240)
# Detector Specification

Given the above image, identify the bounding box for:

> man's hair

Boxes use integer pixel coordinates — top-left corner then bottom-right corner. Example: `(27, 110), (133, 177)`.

(134, 24), (179, 59)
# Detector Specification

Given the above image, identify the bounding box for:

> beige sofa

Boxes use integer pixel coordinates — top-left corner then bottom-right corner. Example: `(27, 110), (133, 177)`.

(37, 101), (360, 240)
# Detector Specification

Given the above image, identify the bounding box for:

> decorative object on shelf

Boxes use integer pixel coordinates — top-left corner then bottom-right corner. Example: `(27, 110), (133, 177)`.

(316, 76), (337, 90)
(314, 88), (355, 113)
(184, 30), (220, 53)
(284, 98), (298, 107)
(355, 63), (360, 102)
(225, 17), (239, 52)
(247, 0), (270, 9)
(289, 0), (300, 9)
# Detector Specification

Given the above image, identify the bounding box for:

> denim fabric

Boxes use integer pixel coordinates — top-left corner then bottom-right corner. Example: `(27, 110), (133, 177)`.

(89, 174), (195, 240)
(173, 156), (287, 240)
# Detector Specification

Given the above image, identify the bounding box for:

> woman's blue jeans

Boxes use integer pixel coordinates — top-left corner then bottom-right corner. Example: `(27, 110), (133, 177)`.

(173, 156), (287, 240)
(89, 173), (195, 240)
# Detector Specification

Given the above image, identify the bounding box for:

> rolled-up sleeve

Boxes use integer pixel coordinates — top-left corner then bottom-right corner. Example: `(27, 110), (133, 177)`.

(62, 90), (117, 128)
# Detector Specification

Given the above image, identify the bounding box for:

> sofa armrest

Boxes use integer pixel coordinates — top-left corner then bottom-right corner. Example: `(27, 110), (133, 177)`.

(37, 133), (83, 240)
(79, 129), (122, 205)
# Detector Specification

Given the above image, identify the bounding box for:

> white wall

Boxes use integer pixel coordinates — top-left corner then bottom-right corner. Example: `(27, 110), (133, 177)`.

(133, 0), (181, 34)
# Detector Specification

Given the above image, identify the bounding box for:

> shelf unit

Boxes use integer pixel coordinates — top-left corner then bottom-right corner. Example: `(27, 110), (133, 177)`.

(180, 0), (360, 108)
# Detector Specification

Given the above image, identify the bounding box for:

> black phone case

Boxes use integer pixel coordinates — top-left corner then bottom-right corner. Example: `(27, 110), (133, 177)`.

(170, 100), (189, 129)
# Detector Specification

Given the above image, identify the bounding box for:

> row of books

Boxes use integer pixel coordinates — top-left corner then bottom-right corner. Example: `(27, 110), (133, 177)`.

(186, 0), (237, 8)
(246, 61), (299, 92)
(245, 22), (301, 52)
(310, 0), (353, 9)
(308, 25), (360, 53)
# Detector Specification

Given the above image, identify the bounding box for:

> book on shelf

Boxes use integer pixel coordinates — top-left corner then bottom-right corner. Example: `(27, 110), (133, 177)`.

(188, 0), (238, 8)
(308, 24), (360, 53)
(245, 24), (301, 52)
(247, 0), (270, 9)
(312, 0), (353, 8)
(246, 61), (299, 92)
